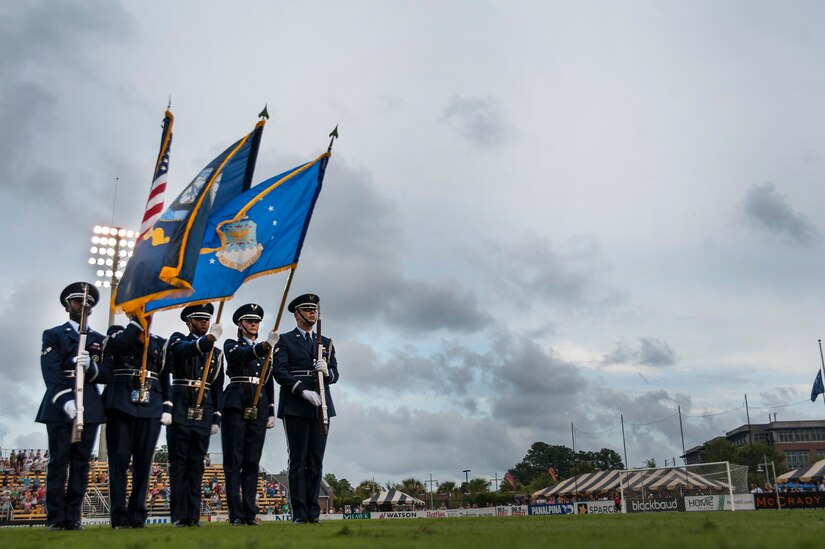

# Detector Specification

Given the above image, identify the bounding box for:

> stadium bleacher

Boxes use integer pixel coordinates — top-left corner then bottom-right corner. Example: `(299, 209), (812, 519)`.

(0, 449), (287, 524)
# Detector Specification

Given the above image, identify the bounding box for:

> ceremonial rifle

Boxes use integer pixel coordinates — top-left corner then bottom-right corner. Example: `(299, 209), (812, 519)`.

(315, 313), (330, 435)
(251, 267), (296, 420)
(189, 302), (223, 421)
(71, 284), (91, 443)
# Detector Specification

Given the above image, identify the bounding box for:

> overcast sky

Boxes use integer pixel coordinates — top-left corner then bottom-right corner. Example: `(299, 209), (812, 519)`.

(2, 1), (825, 488)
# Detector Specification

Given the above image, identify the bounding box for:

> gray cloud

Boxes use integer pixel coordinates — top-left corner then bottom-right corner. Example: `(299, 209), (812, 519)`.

(484, 335), (587, 430)
(280, 156), (493, 335)
(0, 280), (57, 419)
(603, 337), (676, 367)
(742, 183), (819, 246)
(467, 233), (620, 312)
(441, 95), (509, 148)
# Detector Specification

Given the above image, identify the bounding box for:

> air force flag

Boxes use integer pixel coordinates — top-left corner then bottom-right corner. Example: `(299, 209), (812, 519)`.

(145, 152), (330, 313)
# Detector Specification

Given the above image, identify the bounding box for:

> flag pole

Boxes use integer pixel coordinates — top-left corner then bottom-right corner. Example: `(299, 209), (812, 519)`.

(327, 125), (339, 153)
(818, 340), (825, 411)
(251, 266), (297, 410)
(137, 313), (152, 403)
(194, 301), (223, 411)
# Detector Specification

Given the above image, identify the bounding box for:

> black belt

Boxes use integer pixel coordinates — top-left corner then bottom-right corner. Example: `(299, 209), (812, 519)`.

(290, 370), (316, 377)
(230, 376), (261, 384)
(63, 370), (76, 378)
(114, 369), (159, 380)
(171, 379), (211, 389)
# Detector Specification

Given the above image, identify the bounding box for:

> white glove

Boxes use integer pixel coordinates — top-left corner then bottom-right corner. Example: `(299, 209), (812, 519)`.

(160, 413), (172, 426)
(301, 390), (322, 407)
(266, 331), (280, 346)
(314, 358), (328, 377)
(76, 350), (91, 372)
(266, 416), (276, 429)
(208, 323), (223, 340)
(63, 400), (78, 420)
(211, 424), (219, 435)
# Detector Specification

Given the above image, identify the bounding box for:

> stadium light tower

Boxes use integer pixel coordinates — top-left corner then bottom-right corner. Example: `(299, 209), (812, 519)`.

(89, 225), (136, 326)
(88, 225), (135, 463)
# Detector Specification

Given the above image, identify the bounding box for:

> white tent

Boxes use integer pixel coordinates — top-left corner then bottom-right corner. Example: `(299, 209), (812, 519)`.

(362, 488), (425, 507)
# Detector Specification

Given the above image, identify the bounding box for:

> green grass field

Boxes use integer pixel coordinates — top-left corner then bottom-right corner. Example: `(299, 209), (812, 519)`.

(2, 513), (825, 548)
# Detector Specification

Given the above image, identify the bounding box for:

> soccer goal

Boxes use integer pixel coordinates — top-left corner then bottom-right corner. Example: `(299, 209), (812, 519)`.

(618, 462), (750, 513)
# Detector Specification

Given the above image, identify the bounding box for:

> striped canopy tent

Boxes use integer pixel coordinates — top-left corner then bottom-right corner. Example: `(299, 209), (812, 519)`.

(642, 468), (729, 491)
(776, 459), (825, 483)
(533, 468), (728, 498)
(533, 470), (622, 498)
(362, 488), (425, 507)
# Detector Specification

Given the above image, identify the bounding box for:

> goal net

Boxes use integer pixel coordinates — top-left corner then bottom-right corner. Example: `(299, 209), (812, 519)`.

(618, 462), (750, 512)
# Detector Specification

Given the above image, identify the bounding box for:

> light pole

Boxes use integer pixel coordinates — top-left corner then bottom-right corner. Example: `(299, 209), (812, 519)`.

(425, 474), (438, 510)
(88, 225), (136, 461)
(89, 225), (136, 326)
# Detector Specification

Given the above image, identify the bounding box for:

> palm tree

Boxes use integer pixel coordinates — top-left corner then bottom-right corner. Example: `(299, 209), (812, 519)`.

(399, 478), (426, 500)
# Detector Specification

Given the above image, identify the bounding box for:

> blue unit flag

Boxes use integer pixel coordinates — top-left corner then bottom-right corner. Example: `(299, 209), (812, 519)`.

(115, 120), (265, 318)
(145, 152), (330, 313)
(812, 370), (824, 402)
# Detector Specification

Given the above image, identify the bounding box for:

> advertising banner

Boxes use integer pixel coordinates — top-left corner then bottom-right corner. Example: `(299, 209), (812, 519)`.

(343, 512), (371, 520)
(529, 503), (575, 515)
(626, 496), (680, 513)
(754, 491), (825, 510)
(576, 501), (619, 514)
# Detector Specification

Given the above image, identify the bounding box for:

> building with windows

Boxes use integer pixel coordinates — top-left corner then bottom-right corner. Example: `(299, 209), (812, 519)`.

(682, 419), (825, 468)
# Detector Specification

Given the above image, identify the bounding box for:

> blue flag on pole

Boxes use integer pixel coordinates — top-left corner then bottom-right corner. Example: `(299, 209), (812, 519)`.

(145, 152), (330, 313)
(115, 120), (266, 318)
(812, 370), (825, 402)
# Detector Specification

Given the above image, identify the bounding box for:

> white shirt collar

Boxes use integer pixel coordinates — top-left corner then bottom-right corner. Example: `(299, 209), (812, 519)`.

(68, 319), (91, 332)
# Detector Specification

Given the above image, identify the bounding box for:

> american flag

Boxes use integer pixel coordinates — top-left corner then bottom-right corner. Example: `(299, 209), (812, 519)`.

(139, 110), (173, 239)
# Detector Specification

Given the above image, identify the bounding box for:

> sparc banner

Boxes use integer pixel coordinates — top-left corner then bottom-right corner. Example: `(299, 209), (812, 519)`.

(754, 491), (825, 510)
(576, 501), (619, 514)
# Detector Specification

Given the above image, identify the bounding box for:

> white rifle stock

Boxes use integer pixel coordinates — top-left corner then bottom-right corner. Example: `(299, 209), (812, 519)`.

(71, 284), (91, 443)
(316, 316), (329, 435)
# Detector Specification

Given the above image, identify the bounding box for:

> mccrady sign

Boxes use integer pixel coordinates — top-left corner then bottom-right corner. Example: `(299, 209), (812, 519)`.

(754, 491), (825, 510)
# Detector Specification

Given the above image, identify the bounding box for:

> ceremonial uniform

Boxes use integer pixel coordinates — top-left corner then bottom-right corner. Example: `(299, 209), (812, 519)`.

(273, 294), (338, 523)
(164, 304), (224, 527)
(221, 303), (277, 525)
(101, 320), (168, 528)
(35, 282), (111, 531)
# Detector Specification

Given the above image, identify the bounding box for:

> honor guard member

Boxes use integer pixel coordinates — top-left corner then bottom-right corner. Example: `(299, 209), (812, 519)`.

(36, 282), (111, 531)
(101, 319), (168, 528)
(273, 293), (338, 524)
(163, 303), (225, 527)
(222, 303), (280, 526)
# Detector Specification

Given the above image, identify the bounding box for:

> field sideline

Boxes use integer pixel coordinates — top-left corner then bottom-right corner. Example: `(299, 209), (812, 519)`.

(2, 513), (825, 548)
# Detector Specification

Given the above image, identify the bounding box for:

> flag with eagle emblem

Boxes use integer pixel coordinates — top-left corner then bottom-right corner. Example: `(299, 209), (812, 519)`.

(145, 152), (330, 313)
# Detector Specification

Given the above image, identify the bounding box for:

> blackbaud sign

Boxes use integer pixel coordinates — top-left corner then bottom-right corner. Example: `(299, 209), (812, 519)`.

(627, 496), (679, 513)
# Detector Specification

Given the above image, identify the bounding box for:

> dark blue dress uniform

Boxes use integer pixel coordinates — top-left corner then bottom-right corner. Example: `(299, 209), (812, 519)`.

(163, 305), (224, 527)
(273, 294), (339, 524)
(35, 282), (111, 530)
(221, 304), (276, 525)
(101, 320), (168, 528)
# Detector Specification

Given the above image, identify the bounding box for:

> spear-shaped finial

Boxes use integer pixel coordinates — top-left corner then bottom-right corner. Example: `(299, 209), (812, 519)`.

(327, 124), (339, 152)
(259, 104), (270, 120)
(167, 95), (172, 110)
